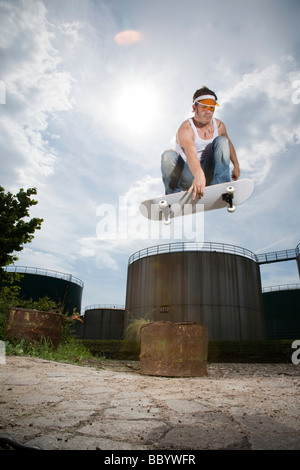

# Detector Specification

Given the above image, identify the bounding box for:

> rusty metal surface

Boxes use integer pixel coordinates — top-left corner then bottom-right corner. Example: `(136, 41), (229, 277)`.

(140, 321), (208, 377)
(6, 308), (63, 347)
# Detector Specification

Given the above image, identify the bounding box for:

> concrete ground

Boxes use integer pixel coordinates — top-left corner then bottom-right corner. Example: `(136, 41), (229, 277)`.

(0, 356), (299, 451)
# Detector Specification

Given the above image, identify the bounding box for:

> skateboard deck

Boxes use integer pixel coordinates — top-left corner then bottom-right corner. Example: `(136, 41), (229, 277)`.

(140, 178), (254, 224)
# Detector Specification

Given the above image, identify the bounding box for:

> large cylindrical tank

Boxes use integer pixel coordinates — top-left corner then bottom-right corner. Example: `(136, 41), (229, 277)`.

(125, 243), (265, 341)
(82, 306), (125, 340)
(263, 285), (300, 339)
(2, 266), (83, 314)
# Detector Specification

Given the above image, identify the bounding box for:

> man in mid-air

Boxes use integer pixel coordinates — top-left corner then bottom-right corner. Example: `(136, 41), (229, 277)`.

(161, 86), (240, 200)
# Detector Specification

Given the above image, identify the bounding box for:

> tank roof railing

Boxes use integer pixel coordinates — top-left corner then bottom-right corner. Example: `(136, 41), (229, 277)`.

(262, 283), (300, 293)
(256, 248), (298, 265)
(128, 242), (258, 265)
(128, 241), (300, 266)
(4, 265), (84, 288)
(84, 304), (125, 313)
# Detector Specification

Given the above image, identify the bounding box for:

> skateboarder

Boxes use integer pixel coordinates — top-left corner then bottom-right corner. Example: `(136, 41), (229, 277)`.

(161, 86), (240, 200)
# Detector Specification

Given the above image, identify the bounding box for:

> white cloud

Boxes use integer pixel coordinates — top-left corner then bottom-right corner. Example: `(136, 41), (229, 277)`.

(77, 176), (163, 266)
(0, 0), (74, 187)
(13, 247), (75, 275)
(215, 60), (300, 184)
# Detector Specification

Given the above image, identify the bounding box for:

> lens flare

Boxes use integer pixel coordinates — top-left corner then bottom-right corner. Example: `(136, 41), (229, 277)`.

(114, 30), (142, 46)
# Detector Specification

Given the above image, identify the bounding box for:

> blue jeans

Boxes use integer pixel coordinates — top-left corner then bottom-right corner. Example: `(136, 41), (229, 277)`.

(161, 136), (231, 194)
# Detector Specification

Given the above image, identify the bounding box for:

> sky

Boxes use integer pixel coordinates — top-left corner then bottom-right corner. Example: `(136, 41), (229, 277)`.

(0, 0), (299, 311)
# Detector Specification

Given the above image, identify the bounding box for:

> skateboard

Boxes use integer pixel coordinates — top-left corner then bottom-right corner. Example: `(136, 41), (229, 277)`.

(140, 178), (254, 225)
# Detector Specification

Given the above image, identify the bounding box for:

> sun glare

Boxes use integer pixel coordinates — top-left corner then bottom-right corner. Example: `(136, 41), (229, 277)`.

(113, 82), (160, 135)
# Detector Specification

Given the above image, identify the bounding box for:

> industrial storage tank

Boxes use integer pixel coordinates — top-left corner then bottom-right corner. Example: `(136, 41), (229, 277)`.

(263, 284), (300, 339)
(3, 266), (83, 314)
(125, 242), (265, 341)
(82, 305), (125, 340)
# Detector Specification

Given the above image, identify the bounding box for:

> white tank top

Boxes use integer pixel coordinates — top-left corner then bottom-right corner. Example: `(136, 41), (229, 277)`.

(175, 117), (219, 163)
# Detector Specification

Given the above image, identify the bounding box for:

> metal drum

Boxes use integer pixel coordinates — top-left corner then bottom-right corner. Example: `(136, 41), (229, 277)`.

(140, 321), (208, 377)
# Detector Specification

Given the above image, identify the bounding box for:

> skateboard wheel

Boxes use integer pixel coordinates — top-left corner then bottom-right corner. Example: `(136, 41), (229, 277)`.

(226, 186), (235, 194)
(159, 200), (168, 209)
(227, 205), (236, 213)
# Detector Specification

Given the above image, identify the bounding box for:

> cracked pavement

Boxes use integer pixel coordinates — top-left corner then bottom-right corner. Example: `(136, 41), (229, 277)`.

(0, 356), (299, 450)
